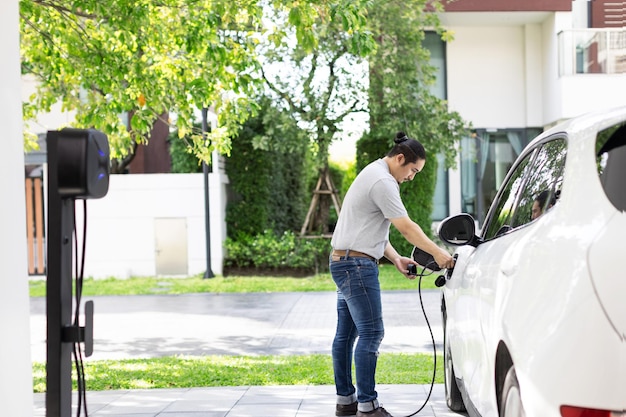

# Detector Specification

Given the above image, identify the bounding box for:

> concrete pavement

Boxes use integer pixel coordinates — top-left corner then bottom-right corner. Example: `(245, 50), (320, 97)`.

(30, 291), (444, 361)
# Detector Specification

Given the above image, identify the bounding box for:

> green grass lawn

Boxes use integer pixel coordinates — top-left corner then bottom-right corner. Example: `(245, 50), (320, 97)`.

(29, 264), (441, 297)
(32, 353), (443, 393)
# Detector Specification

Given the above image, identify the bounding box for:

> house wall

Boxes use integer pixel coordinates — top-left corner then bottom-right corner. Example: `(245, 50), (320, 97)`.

(542, 13), (565, 125)
(444, 0), (572, 12)
(445, 6), (626, 130)
(77, 171), (227, 278)
(559, 75), (626, 119)
(447, 25), (535, 128)
(545, 11), (626, 123)
(0, 0), (35, 414)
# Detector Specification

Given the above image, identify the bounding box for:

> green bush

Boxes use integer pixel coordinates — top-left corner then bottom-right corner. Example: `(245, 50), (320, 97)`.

(224, 230), (331, 272)
(225, 100), (311, 238)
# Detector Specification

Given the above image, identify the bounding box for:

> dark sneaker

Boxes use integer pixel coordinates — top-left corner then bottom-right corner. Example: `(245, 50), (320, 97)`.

(356, 406), (394, 417)
(336, 401), (358, 417)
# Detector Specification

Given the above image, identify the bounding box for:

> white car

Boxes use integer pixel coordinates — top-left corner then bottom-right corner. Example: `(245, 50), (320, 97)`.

(436, 106), (626, 417)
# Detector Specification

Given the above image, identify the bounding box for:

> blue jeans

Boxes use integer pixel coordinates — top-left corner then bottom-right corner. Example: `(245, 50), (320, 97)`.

(330, 255), (384, 406)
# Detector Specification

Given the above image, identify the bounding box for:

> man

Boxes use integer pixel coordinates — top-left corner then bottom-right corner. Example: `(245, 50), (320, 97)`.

(531, 190), (556, 220)
(330, 131), (455, 417)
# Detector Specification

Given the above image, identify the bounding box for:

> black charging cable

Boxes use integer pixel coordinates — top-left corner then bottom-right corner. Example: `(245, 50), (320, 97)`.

(72, 199), (89, 417)
(402, 262), (440, 417)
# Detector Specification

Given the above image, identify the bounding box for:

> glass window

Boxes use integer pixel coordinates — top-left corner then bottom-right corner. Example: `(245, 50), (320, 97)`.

(465, 129), (541, 225)
(482, 152), (535, 240)
(423, 31), (447, 99)
(460, 135), (478, 219)
(479, 132), (525, 218)
(509, 139), (567, 228)
(481, 138), (568, 241)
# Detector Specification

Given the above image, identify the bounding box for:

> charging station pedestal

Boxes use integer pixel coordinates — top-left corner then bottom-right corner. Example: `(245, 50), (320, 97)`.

(46, 128), (110, 417)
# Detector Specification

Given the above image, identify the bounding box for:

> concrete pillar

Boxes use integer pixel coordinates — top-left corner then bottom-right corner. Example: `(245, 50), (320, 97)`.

(0, 0), (35, 415)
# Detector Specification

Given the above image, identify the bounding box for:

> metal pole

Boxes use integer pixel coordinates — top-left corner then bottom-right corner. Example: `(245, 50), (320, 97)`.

(202, 107), (214, 278)
(46, 135), (75, 417)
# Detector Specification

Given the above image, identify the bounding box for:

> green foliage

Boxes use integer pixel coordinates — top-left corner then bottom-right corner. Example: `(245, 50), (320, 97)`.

(20, 0), (378, 165)
(260, 5), (370, 172)
(336, 159), (357, 199)
(20, 0), (263, 164)
(32, 353), (442, 392)
(168, 122), (203, 173)
(224, 230), (331, 271)
(225, 97), (311, 237)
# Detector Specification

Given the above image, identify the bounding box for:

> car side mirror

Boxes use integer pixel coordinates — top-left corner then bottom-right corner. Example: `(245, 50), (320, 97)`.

(438, 213), (482, 247)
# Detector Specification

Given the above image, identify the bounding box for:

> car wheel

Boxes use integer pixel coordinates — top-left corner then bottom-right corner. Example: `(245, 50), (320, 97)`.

(443, 309), (465, 411)
(500, 366), (526, 417)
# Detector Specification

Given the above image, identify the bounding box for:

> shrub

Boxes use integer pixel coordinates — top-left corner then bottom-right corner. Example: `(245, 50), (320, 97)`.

(224, 230), (331, 273)
(225, 101), (311, 238)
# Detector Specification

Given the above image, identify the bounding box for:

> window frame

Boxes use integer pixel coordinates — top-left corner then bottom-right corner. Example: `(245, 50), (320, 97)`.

(480, 134), (568, 241)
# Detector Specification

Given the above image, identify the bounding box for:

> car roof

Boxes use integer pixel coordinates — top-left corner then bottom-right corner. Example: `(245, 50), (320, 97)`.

(527, 106), (626, 149)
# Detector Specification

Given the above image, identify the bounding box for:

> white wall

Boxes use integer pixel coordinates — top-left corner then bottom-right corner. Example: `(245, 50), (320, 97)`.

(541, 13), (564, 126)
(79, 172), (227, 278)
(447, 25), (530, 128)
(543, 11), (626, 124)
(0, 0), (35, 415)
(523, 23), (544, 127)
(445, 8), (626, 132)
(559, 75), (626, 119)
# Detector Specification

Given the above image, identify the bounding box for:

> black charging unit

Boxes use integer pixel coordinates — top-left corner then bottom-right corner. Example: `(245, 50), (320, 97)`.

(46, 128), (110, 417)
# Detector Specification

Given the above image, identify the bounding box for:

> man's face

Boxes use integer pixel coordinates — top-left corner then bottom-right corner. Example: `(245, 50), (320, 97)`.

(531, 200), (542, 220)
(396, 155), (425, 183)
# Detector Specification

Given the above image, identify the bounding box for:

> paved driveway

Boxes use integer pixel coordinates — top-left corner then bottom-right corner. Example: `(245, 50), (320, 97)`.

(30, 290), (443, 361)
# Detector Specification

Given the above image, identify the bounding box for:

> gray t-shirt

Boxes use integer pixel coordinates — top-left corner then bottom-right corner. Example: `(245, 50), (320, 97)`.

(331, 159), (408, 259)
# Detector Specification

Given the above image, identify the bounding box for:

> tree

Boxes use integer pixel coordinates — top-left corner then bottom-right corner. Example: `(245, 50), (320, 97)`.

(258, 7), (374, 235)
(19, 0), (376, 172)
(358, 0), (471, 256)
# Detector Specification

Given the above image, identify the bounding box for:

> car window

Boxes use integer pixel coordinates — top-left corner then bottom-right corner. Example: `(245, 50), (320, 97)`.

(596, 122), (626, 211)
(509, 139), (567, 228)
(482, 152), (534, 240)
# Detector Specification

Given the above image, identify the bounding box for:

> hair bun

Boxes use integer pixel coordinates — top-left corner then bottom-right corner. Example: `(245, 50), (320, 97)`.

(394, 131), (409, 144)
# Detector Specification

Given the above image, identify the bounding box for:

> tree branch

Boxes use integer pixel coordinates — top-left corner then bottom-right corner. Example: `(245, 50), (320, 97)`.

(260, 66), (305, 114)
(32, 0), (99, 19)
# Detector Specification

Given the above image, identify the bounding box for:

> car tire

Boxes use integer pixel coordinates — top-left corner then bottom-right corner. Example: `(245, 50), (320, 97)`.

(500, 366), (526, 417)
(443, 309), (465, 412)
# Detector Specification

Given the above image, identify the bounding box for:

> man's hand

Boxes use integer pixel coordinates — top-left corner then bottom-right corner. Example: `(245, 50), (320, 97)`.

(433, 249), (455, 270)
(392, 256), (419, 280)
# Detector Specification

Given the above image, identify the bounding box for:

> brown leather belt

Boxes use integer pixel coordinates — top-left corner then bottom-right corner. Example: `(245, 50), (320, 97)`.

(331, 249), (377, 262)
